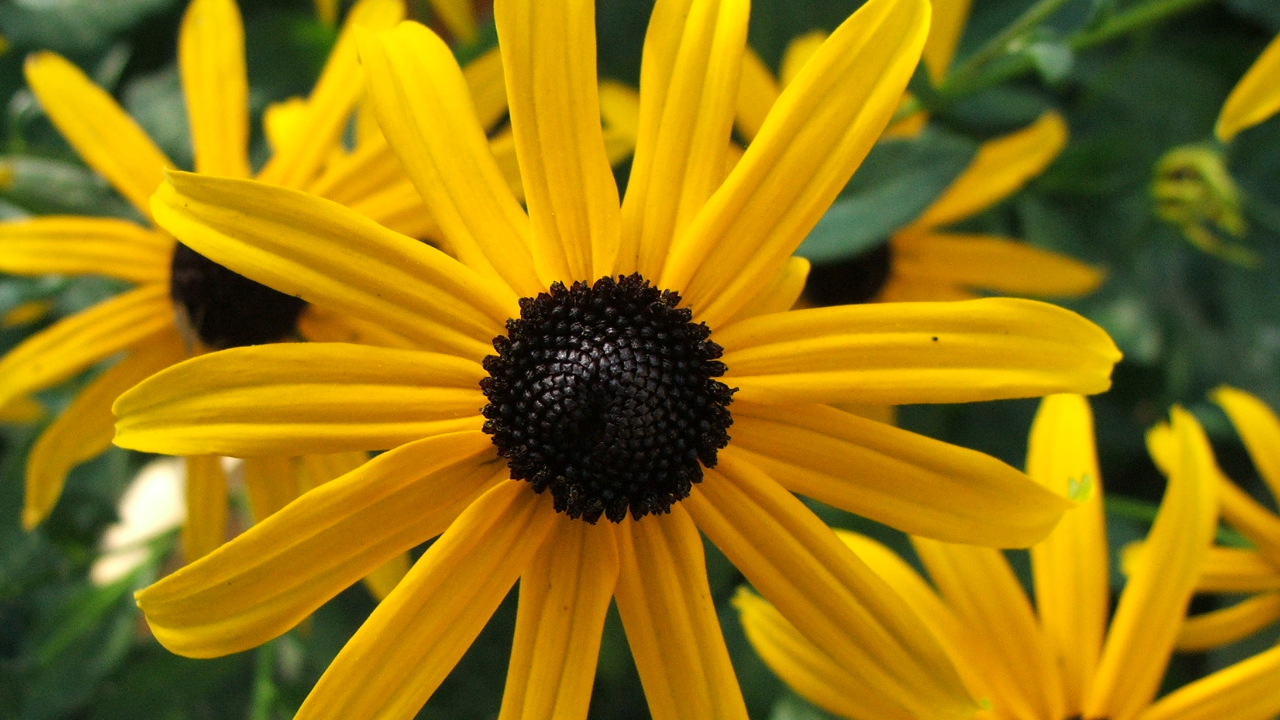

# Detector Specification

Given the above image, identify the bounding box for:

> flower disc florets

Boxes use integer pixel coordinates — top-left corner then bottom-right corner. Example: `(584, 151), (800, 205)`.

(169, 242), (307, 350)
(481, 273), (735, 524)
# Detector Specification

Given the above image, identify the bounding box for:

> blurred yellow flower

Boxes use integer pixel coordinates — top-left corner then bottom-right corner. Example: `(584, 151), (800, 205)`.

(1216, 32), (1280, 143)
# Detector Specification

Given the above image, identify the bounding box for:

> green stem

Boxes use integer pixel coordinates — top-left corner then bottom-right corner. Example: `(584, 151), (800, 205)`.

(1071, 0), (1216, 51)
(248, 640), (278, 720)
(944, 0), (1076, 91)
(1106, 495), (1252, 548)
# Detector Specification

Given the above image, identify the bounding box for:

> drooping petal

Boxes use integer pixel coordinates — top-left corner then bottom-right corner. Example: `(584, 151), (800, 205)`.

(687, 451), (979, 720)
(357, 22), (541, 296)
(1212, 386), (1280, 503)
(114, 343), (486, 458)
(889, 231), (1105, 298)
(256, 0), (403, 189)
(613, 507), (749, 720)
(906, 111), (1068, 232)
(921, 0), (972, 81)
(716, 298), (1121, 406)
(912, 537), (1065, 720)
(618, 0), (749, 277)
(661, 0), (929, 327)
(734, 47), (779, 144)
(0, 284), (173, 409)
(242, 456), (298, 522)
(1196, 547), (1280, 593)
(495, 0), (621, 282)
(293, 481), (556, 720)
(183, 455), (228, 563)
(1085, 408), (1220, 720)
(731, 402), (1070, 547)
(179, 0), (251, 178)
(135, 432), (504, 658)
(1135, 644), (1280, 720)
(23, 327), (184, 529)
(1216, 33), (1280, 143)
(151, 171), (517, 358)
(0, 217), (172, 284)
(1175, 593), (1280, 651)
(23, 52), (174, 219)
(498, 519), (618, 720)
(722, 256), (809, 325)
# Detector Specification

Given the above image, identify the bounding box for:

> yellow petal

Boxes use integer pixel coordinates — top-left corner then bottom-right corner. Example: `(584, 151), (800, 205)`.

(136, 432), (504, 658)
(722, 256), (809, 325)
(0, 216), (171, 284)
(499, 519), (618, 720)
(890, 231), (1105, 298)
(1085, 407), (1220, 720)
(23, 328), (184, 529)
(462, 46), (509, 131)
(779, 31), (827, 88)
(716, 297), (1121, 406)
(662, 0), (929, 327)
(731, 402), (1071, 547)
(613, 506), (749, 720)
(618, 0), (748, 277)
(912, 537), (1065, 720)
(256, 0), (404, 189)
(1025, 394), (1108, 717)
(361, 553), (410, 602)
(0, 283), (172, 408)
(1212, 386), (1280, 503)
(429, 0), (478, 42)
(114, 343), (486, 458)
(183, 455), (228, 563)
(687, 450), (978, 720)
(922, 0), (972, 81)
(314, 0), (338, 24)
(296, 304), (419, 350)
(1196, 547), (1280, 593)
(293, 481), (556, 720)
(877, 275), (976, 302)
(1175, 592), (1280, 651)
(343, 178), (444, 241)
(907, 111), (1068, 231)
(734, 47), (779, 144)
(0, 395), (44, 423)
(357, 22), (541, 296)
(179, 0), (251, 178)
(151, 171), (516, 358)
(242, 456), (299, 522)
(1135, 644), (1280, 720)
(1216, 33), (1280, 142)
(599, 79), (641, 164)
(23, 52), (174, 220)
(1216, 475), (1280, 570)
(495, 0), (621, 282)
(263, 97), (308, 156)
(306, 131), (407, 206)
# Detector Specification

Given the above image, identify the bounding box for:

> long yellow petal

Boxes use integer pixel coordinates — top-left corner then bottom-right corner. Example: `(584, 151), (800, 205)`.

(1212, 386), (1280, 503)
(179, 0), (250, 178)
(242, 456), (298, 522)
(890, 231), (1105, 298)
(429, 0), (477, 42)
(1085, 407), (1220, 720)
(1175, 593), (1280, 651)
(183, 455), (228, 563)
(0, 217), (172, 284)
(136, 432), (504, 658)
(717, 298), (1121, 406)
(1135, 644), (1280, 720)
(922, 0), (972, 81)
(618, 0), (748, 277)
(613, 506), (748, 720)
(293, 481), (556, 720)
(1216, 475), (1280, 570)
(23, 52), (174, 220)
(1025, 394), (1108, 717)
(722, 256), (809, 325)
(152, 171), (516, 358)
(23, 327), (184, 529)
(913, 537), (1065, 720)
(343, 179), (443, 241)
(1196, 547), (1280, 593)
(462, 46), (509, 131)
(114, 343), (486, 458)
(0, 283), (173, 408)
(495, 0), (621, 282)
(734, 47), (779, 144)
(687, 451), (978, 720)
(361, 554), (411, 602)
(731, 402), (1070, 547)
(357, 22), (541, 296)
(662, 0), (929, 327)
(1216, 33), (1280, 143)
(256, 0), (403, 189)
(499, 519), (618, 720)
(296, 304), (419, 350)
(908, 111), (1068, 231)
(778, 32), (827, 88)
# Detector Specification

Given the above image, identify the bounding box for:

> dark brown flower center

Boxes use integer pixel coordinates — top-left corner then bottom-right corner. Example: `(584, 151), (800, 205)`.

(169, 243), (307, 350)
(480, 273), (735, 524)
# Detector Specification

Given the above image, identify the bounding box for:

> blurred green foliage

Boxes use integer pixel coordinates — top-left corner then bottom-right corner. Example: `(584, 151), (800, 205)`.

(0, 0), (1278, 718)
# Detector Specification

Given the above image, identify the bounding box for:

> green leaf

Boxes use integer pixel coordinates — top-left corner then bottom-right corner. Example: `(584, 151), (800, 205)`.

(0, 156), (137, 218)
(0, 0), (178, 55)
(1026, 40), (1075, 83)
(797, 130), (976, 265)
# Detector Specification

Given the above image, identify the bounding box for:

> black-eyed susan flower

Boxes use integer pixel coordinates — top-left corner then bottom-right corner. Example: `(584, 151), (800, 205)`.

(736, 395), (1279, 720)
(118, 0), (1120, 716)
(0, 0), (407, 571)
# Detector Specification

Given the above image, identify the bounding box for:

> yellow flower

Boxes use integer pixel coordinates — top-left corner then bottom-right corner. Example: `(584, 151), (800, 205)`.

(119, 0), (1119, 717)
(736, 396), (1273, 720)
(0, 0), (408, 570)
(1216, 32), (1280, 143)
(317, 0), (480, 42)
